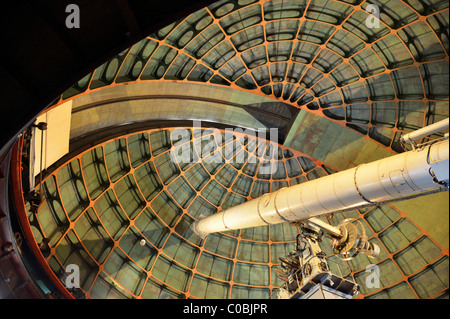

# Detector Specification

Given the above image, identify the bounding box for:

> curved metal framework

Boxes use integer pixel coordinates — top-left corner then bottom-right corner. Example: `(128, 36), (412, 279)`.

(13, 127), (449, 299)
(50, 0), (450, 154)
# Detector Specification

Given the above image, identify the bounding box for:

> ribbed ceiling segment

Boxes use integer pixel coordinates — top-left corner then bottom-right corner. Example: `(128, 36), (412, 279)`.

(25, 128), (448, 299)
(58, 0), (449, 153)
(25, 0), (449, 300)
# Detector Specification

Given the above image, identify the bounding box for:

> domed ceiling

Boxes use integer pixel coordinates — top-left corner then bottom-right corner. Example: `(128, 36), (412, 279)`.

(17, 0), (449, 299)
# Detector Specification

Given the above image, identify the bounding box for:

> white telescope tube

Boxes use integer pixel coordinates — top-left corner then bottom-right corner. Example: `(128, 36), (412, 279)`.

(192, 139), (449, 237)
(400, 118), (449, 145)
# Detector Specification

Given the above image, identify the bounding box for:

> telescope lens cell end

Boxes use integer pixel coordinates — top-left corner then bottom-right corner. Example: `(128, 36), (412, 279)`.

(190, 220), (208, 239)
